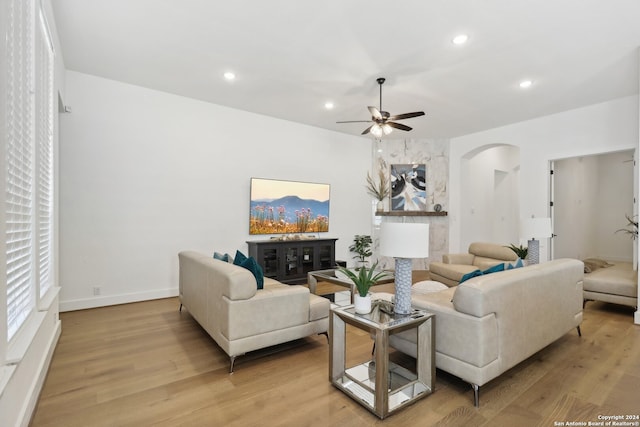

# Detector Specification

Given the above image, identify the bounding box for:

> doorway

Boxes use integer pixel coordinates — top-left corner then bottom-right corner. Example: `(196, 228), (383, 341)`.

(551, 150), (635, 262)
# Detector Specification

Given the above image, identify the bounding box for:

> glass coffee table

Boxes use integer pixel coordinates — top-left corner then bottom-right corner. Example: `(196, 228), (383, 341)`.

(329, 301), (435, 419)
(307, 268), (394, 303)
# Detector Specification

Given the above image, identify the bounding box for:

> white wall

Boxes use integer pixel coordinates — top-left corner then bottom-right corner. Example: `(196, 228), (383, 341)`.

(59, 71), (372, 311)
(553, 152), (634, 261)
(460, 145), (520, 249)
(450, 95), (639, 262)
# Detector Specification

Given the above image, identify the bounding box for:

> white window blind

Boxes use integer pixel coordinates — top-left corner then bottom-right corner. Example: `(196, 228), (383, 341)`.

(35, 8), (54, 298)
(6, 0), (34, 341)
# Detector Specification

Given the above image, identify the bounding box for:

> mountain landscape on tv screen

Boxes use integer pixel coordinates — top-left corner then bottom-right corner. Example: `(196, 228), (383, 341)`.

(250, 195), (330, 235)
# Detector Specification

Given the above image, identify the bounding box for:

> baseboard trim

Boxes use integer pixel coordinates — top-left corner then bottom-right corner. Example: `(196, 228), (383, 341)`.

(60, 288), (179, 312)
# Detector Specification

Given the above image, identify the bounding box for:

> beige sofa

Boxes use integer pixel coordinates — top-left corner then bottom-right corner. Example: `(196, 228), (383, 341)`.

(178, 251), (330, 372)
(429, 242), (519, 287)
(389, 258), (584, 406)
(583, 260), (638, 309)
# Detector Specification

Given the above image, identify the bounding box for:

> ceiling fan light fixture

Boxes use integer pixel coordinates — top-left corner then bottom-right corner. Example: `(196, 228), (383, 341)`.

(371, 124), (383, 138)
(382, 123), (393, 135)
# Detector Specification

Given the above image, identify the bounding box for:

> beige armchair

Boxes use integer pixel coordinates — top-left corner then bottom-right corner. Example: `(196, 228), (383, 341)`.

(429, 242), (518, 287)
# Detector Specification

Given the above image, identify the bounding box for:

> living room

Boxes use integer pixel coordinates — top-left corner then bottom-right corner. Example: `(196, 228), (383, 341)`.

(2, 1), (640, 426)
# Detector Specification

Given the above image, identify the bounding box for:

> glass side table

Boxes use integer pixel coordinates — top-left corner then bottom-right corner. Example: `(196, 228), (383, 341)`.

(329, 301), (435, 419)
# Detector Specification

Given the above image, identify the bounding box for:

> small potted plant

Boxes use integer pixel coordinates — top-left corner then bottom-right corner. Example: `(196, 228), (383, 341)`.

(349, 235), (373, 267)
(338, 261), (389, 314)
(506, 243), (528, 262)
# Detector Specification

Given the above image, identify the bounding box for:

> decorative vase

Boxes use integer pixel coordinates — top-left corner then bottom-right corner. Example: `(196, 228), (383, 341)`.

(354, 293), (372, 314)
(376, 200), (384, 212)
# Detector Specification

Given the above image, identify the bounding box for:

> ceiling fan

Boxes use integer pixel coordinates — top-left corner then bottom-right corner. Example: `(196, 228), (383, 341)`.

(337, 77), (425, 137)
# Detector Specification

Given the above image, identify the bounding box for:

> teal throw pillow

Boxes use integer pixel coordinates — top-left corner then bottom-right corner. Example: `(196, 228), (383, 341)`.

(240, 256), (264, 290)
(460, 269), (483, 283)
(233, 250), (248, 266)
(213, 252), (231, 263)
(483, 263), (505, 275)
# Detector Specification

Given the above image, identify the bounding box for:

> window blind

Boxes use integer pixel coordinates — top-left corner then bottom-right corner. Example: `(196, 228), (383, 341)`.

(6, 0), (34, 340)
(36, 8), (54, 297)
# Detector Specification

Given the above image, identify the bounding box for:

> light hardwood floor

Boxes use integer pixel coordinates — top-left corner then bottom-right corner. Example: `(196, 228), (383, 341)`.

(31, 296), (640, 427)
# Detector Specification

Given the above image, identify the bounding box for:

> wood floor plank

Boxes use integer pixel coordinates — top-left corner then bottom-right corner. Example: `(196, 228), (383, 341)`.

(30, 298), (640, 426)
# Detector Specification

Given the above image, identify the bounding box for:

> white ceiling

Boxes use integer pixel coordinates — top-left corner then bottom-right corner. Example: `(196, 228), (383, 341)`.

(52, 0), (640, 139)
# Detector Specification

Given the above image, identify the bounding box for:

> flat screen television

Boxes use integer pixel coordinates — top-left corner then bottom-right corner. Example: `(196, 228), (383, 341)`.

(250, 178), (330, 235)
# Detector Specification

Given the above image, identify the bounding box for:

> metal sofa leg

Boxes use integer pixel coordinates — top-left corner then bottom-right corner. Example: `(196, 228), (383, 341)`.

(229, 356), (237, 373)
(472, 384), (480, 407)
(576, 326), (582, 337)
(179, 303), (182, 312)
(319, 331), (329, 343)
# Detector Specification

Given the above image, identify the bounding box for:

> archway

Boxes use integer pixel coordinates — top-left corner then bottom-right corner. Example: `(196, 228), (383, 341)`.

(460, 144), (521, 250)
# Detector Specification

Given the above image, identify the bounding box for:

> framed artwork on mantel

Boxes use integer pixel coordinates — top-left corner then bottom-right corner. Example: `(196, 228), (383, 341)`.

(390, 164), (427, 211)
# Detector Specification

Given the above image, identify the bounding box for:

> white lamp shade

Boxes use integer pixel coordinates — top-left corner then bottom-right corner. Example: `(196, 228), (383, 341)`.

(520, 217), (552, 240)
(379, 223), (429, 258)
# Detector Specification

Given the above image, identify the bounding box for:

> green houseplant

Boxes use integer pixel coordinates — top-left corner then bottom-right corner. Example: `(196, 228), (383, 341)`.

(348, 235), (373, 266)
(615, 214), (638, 240)
(506, 243), (528, 260)
(337, 261), (389, 314)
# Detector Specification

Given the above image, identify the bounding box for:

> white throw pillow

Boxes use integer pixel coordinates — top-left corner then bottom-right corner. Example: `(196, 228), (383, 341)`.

(412, 280), (448, 295)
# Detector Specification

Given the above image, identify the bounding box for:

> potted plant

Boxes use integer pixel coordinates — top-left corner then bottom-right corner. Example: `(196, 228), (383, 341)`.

(348, 235), (373, 267)
(337, 261), (389, 314)
(506, 243), (528, 262)
(615, 214), (638, 240)
(366, 169), (389, 211)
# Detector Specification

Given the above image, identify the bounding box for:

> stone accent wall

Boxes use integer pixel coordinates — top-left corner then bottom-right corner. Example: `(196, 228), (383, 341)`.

(371, 138), (449, 271)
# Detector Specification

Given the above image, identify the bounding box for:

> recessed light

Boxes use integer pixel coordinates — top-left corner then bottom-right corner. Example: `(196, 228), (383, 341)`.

(223, 72), (236, 81)
(519, 80), (533, 89)
(452, 34), (469, 45)
(324, 102), (334, 110)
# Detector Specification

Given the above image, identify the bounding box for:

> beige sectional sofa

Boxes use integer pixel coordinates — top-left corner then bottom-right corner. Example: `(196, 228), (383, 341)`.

(389, 258), (584, 406)
(429, 242), (519, 287)
(583, 260), (638, 309)
(178, 251), (330, 372)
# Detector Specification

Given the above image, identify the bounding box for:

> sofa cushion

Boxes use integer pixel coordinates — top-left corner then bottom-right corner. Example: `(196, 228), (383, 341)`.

(430, 262), (479, 281)
(483, 263), (505, 275)
(234, 250), (264, 289)
(214, 252), (232, 263)
(233, 250), (248, 266)
(582, 258), (613, 273)
(460, 269), (483, 284)
(468, 242), (519, 261)
(412, 280), (448, 294)
(308, 293), (330, 321)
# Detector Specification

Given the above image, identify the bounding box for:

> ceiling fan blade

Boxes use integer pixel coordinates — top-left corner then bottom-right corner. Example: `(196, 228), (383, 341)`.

(336, 120), (373, 123)
(388, 111), (425, 121)
(368, 106), (383, 120)
(361, 124), (374, 135)
(387, 121), (412, 131)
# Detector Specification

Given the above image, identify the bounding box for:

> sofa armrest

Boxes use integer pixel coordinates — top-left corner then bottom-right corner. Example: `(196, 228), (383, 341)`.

(443, 253), (474, 265)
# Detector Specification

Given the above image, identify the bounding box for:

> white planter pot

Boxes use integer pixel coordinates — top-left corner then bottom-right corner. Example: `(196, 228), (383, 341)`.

(354, 293), (372, 314)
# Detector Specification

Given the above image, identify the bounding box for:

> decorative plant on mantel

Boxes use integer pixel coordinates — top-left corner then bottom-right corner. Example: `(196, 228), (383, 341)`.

(349, 235), (373, 266)
(506, 243), (528, 260)
(366, 169), (389, 207)
(615, 214), (638, 240)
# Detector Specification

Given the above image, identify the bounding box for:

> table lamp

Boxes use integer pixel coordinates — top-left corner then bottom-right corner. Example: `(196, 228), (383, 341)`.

(379, 222), (429, 315)
(520, 218), (552, 264)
